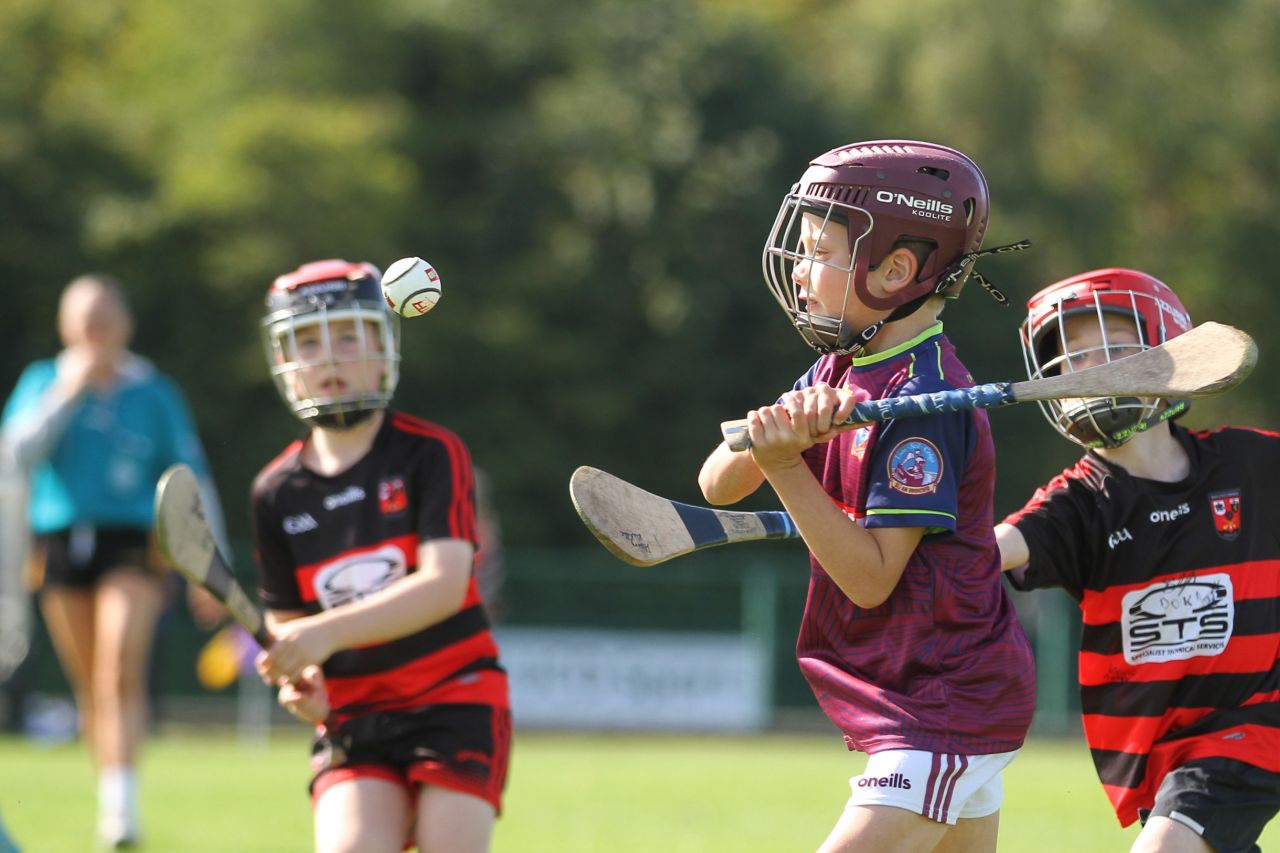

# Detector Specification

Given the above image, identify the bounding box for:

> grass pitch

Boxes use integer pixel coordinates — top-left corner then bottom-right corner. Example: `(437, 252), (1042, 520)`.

(2, 729), (1276, 851)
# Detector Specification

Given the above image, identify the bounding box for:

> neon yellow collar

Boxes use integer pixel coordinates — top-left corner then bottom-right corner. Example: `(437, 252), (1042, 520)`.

(851, 322), (944, 367)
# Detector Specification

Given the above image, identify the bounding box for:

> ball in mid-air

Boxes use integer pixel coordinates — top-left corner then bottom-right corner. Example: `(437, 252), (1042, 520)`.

(382, 257), (442, 318)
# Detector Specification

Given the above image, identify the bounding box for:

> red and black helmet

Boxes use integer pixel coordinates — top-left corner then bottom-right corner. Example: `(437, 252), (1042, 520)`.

(261, 259), (400, 429)
(764, 140), (1008, 355)
(1020, 268), (1193, 448)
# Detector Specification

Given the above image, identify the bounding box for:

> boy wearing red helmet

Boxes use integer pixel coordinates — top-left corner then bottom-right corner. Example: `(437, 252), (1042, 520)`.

(249, 260), (510, 853)
(700, 141), (1035, 852)
(998, 268), (1280, 853)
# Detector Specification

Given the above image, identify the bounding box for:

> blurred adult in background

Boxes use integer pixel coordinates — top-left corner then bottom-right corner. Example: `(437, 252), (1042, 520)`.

(0, 273), (225, 850)
(998, 269), (1280, 853)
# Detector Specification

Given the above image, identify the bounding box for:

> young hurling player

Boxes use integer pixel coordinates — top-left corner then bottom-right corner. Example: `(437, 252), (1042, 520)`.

(997, 268), (1280, 853)
(699, 141), (1036, 853)
(250, 260), (510, 853)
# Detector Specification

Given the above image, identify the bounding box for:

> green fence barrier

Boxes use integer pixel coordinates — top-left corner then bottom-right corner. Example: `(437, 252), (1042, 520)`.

(3, 541), (1079, 734)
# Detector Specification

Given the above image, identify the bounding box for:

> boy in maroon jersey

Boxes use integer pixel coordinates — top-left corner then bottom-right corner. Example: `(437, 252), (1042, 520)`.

(998, 268), (1280, 853)
(700, 141), (1036, 852)
(250, 259), (510, 853)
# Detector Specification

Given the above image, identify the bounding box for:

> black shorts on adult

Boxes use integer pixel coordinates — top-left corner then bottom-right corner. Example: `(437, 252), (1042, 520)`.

(1140, 757), (1280, 853)
(32, 526), (153, 590)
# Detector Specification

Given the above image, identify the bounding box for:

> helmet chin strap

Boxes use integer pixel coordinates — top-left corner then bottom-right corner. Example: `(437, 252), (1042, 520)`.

(311, 406), (380, 431)
(1080, 399), (1191, 449)
(808, 238), (1034, 357)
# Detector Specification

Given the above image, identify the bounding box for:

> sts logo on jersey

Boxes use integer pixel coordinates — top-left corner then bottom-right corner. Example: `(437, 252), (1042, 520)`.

(1121, 574), (1234, 665)
(1209, 489), (1242, 540)
(887, 438), (943, 495)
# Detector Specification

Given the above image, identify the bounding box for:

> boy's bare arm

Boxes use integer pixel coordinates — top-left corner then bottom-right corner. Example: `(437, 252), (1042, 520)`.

(764, 461), (922, 608)
(699, 441), (766, 505)
(995, 522), (1029, 573)
(259, 539), (473, 683)
(703, 382), (864, 505)
(747, 387), (922, 608)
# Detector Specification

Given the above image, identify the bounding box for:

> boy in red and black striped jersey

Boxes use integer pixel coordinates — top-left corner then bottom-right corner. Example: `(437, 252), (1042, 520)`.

(701, 142), (1036, 853)
(998, 268), (1280, 853)
(250, 260), (509, 853)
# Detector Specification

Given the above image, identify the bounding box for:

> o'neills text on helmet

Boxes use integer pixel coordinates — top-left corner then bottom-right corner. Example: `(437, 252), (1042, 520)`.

(875, 191), (954, 220)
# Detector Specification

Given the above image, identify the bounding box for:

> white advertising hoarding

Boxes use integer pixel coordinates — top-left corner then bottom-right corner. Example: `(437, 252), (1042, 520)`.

(496, 627), (768, 732)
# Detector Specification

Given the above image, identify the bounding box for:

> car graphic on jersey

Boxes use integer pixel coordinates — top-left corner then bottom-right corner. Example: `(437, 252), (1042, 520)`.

(312, 544), (408, 610)
(887, 438), (943, 495)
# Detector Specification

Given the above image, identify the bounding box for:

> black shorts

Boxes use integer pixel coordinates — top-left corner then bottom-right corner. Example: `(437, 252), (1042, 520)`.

(310, 703), (511, 814)
(1139, 757), (1280, 853)
(31, 526), (155, 591)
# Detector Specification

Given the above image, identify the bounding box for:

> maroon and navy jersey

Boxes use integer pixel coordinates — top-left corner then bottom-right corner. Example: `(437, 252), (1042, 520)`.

(1005, 424), (1280, 826)
(250, 411), (507, 725)
(793, 323), (1036, 755)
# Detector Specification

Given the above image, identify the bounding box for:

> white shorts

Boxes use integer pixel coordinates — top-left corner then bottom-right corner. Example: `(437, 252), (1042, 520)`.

(846, 749), (1020, 825)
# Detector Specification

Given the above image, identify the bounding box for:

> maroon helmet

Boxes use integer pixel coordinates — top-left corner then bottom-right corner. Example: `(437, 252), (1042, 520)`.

(1020, 268), (1193, 448)
(261, 259), (400, 429)
(764, 140), (1018, 355)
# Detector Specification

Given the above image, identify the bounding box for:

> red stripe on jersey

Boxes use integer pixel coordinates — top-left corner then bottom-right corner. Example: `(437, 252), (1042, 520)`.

(831, 498), (865, 521)
(459, 576), (485, 611)
(326, 631), (503, 712)
(294, 534), (419, 604)
(1003, 457), (1104, 524)
(1189, 425), (1280, 441)
(260, 439), (305, 477)
(1084, 688), (1280, 753)
(1079, 633), (1280, 686)
(390, 413), (477, 542)
(1084, 707), (1218, 753)
(1080, 560), (1280, 626)
(1101, 723), (1280, 825)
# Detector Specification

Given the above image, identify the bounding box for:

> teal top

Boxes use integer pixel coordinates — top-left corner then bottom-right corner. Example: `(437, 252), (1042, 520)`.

(2, 354), (216, 535)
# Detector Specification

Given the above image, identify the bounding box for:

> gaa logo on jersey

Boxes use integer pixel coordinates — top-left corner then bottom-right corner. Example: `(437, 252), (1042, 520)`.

(887, 438), (943, 495)
(379, 476), (408, 515)
(1208, 489), (1242, 540)
(1121, 573), (1234, 665)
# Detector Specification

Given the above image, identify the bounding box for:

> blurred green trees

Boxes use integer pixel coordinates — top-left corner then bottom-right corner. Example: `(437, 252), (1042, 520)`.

(2, 0), (1276, 547)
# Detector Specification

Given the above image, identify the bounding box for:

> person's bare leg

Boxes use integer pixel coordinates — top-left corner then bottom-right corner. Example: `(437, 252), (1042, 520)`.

(416, 786), (496, 853)
(1130, 816), (1215, 853)
(92, 568), (163, 767)
(38, 587), (97, 748)
(934, 811), (999, 853)
(314, 777), (413, 853)
(92, 567), (164, 845)
(817, 805), (948, 853)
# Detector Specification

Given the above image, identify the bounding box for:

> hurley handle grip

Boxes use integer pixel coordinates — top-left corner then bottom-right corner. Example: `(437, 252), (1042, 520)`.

(721, 382), (1017, 452)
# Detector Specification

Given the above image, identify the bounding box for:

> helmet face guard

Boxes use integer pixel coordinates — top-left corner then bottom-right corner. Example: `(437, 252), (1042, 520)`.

(763, 197), (875, 354)
(1020, 268), (1193, 448)
(262, 260), (400, 429)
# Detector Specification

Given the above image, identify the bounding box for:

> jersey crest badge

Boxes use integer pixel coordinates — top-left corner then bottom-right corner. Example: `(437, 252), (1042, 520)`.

(379, 476), (408, 514)
(1208, 489), (1241, 540)
(887, 438), (943, 495)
